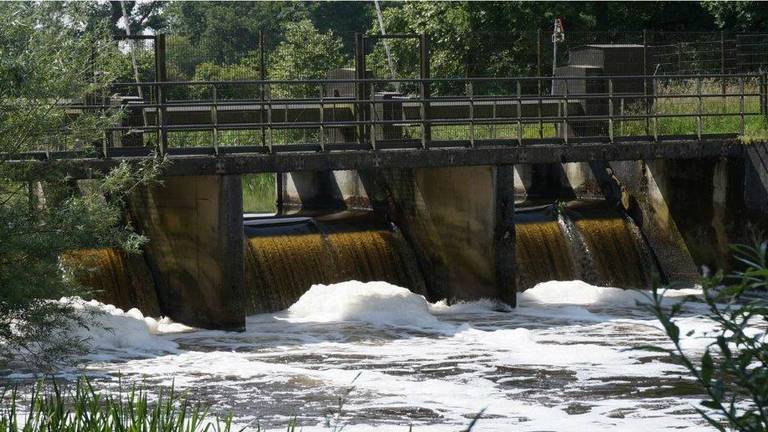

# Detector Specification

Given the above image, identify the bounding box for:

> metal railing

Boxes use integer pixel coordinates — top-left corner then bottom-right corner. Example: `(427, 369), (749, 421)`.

(28, 72), (768, 159)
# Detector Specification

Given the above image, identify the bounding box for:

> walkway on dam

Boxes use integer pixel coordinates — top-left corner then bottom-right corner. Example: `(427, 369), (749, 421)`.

(8, 34), (768, 178)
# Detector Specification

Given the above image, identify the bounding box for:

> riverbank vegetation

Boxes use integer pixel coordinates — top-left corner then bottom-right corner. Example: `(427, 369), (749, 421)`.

(0, 2), (160, 369)
(649, 241), (768, 431)
(0, 378), (241, 432)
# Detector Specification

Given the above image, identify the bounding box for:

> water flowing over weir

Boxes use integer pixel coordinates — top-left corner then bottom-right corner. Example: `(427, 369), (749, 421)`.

(61, 248), (161, 316)
(515, 200), (660, 290)
(244, 213), (427, 314)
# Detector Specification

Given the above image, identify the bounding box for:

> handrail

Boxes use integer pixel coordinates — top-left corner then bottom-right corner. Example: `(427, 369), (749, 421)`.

(19, 71), (768, 157)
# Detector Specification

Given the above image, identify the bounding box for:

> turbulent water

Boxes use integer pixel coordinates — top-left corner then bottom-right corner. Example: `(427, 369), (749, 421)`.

(4, 280), (723, 431)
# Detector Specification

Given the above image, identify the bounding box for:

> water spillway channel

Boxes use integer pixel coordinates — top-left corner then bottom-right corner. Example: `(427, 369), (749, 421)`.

(67, 201), (662, 316)
(244, 212), (427, 314)
(515, 200), (660, 290)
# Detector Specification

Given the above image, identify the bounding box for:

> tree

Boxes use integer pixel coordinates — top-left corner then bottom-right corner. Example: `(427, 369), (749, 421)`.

(0, 2), (158, 370)
(267, 19), (347, 98)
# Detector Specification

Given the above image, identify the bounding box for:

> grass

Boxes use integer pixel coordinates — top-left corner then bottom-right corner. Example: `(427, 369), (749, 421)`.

(243, 173), (277, 214)
(0, 378), (241, 432)
(1, 378), (484, 432)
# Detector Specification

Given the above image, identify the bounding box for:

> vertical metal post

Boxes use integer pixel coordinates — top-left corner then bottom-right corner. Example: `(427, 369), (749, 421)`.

(156, 83), (166, 153)
(537, 29), (542, 80)
(266, 83), (273, 152)
(697, 75), (703, 140)
(720, 31), (726, 74)
(643, 30), (650, 136)
(492, 98), (498, 140)
(563, 79), (569, 145)
(211, 84), (218, 154)
(652, 77), (658, 141)
(537, 29), (544, 139)
(620, 98), (625, 136)
(739, 76), (745, 135)
(354, 33), (366, 145)
(420, 32), (431, 146)
(468, 81), (475, 148)
(369, 83), (377, 149)
(516, 80), (523, 145)
(154, 34), (167, 153)
(721, 31), (727, 104)
(260, 31), (266, 146)
(319, 83), (325, 150)
(608, 78), (614, 143)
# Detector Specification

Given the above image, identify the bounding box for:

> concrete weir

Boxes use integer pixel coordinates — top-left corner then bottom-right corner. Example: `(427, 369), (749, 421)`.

(130, 175), (245, 330)
(58, 151), (767, 331)
(282, 167), (517, 305)
(377, 166), (516, 305)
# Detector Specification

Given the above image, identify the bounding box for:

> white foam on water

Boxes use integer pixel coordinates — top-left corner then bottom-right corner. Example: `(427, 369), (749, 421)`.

(8, 281), (742, 431)
(286, 280), (442, 328)
(60, 297), (192, 356)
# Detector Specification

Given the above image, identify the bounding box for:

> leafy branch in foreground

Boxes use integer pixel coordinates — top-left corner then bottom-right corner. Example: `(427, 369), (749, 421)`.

(646, 241), (768, 432)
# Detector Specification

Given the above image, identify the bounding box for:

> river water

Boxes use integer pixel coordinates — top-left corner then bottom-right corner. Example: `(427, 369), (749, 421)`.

(5, 280), (719, 431)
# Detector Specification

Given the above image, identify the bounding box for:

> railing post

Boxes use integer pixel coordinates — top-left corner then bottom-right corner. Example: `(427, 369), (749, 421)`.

(739, 76), (745, 136)
(697, 75), (703, 140)
(652, 77), (658, 141)
(538, 78), (544, 139)
(608, 78), (614, 143)
(266, 83), (273, 153)
(537, 29), (543, 139)
(211, 84), (218, 154)
(259, 31), (267, 147)
(516, 80), (523, 145)
(156, 83), (166, 154)
(563, 78), (569, 145)
(468, 81), (475, 148)
(620, 97), (625, 136)
(420, 32), (431, 147)
(721, 31), (727, 104)
(354, 33), (366, 146)
(319, 83), (326, 151)
(369, 83), (377, 150)
(492, 97), (498, 140)
(643, 30), (650, 136)
(154, 34), (167, 154)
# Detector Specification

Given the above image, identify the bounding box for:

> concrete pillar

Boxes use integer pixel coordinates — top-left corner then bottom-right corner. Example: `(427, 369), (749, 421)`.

(280, 170), (370, 213)
(131, 175), (245, 330)
(380, 166), (516, 305)
(745, 142), (768, 215)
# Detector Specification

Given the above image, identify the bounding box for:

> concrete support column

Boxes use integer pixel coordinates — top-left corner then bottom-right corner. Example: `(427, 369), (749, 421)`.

(131, 175), (245, 330)
(380, 166), (516, 305)
(280, 170), (370, 213)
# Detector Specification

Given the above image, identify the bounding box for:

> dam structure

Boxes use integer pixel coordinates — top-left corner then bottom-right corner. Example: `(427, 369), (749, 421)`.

(14, 33), (768, 330)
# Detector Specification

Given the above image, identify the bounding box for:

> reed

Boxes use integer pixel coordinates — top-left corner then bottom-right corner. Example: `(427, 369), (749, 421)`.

(0, 378), (240, 432)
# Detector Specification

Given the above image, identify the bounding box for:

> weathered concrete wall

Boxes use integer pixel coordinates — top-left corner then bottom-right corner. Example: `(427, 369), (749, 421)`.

(377, 166), (516, 305)
(130, 175), (245, 330)
(281, 170), (369, 212)
(550, 156), (767, 280)
(745, 142), (768, 215)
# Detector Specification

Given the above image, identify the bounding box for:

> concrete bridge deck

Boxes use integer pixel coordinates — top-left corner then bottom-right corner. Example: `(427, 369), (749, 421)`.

(12, 135), (746, 178)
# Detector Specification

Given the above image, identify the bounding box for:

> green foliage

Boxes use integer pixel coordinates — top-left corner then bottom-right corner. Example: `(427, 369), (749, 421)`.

(647, 241), (768, 431)
(0, 377), (241, 432)
(0, 3), (160, 370)
(243, 174), (276, 215)
(267, 19), (347, 98)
